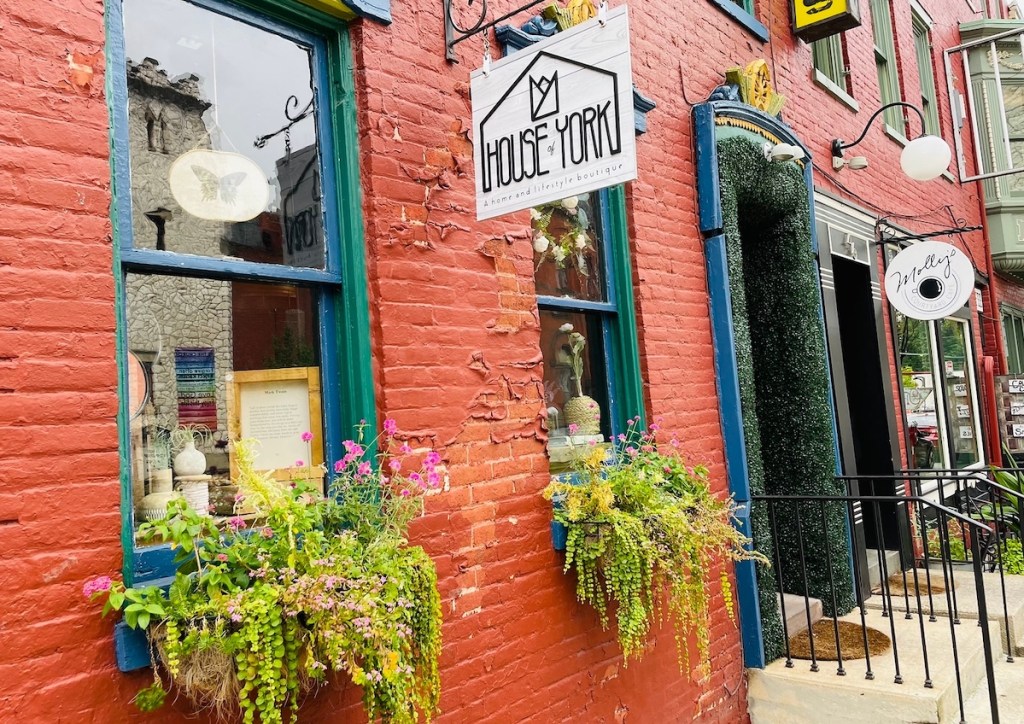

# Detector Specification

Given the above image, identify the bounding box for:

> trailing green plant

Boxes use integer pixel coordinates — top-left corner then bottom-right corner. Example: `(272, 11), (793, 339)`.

(86, 421), (442, 723)
(543, 420), (766, 678)
(925, 517), (971, 562)
(979, 449), (1024, 537)
(1000, 538), (1024, 575)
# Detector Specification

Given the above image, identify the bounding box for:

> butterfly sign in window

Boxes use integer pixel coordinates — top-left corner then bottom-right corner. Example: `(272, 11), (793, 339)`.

(168, 149), (270, 222)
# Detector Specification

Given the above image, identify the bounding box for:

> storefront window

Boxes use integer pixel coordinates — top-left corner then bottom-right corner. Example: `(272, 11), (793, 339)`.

(111, 0), (365, 576)
(123, 0), (326, 268)
(896, 312), (947, 469)
(895, 310), (984, 472)
(125, 274), (322, 538)
(940, 318), (982, 468)
(534, 190), (643, 467)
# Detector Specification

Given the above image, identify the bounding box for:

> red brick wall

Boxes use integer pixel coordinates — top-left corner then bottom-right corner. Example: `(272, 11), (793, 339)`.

(0, 0), (996, 722)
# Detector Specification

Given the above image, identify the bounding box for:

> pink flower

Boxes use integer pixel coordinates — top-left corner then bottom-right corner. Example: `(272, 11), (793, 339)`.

(383, 418), (398, 436)
(400, 489), (410, 497)
(295, 459), (305, 467)
(260, 527), (273, 539)
(357, 462), (372, 477)
(400, 443), (412, 454)
(82, 576), (112, 598)
(227, 516), (245, 531)
(427, 471), (440, 487)
(216, 553), (228, 562)
(234, 492), (246, 503)
(334, 460), (345, 473)
(301, 431), (314, 442)
(408, 472), (423, 487)
(424, 451), (441, 467)
(568, 423), (580, 435)
(388, 459), (401, 472)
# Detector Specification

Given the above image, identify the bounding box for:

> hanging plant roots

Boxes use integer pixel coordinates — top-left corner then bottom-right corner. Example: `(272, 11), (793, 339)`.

(788, 619), (891, 661)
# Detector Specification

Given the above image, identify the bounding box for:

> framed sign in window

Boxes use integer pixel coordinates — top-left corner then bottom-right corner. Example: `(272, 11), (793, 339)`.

(226, 366), (325, 489)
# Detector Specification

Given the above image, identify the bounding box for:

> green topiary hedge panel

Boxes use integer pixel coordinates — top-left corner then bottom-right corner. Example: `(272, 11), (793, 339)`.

(716, 136), (856, 661)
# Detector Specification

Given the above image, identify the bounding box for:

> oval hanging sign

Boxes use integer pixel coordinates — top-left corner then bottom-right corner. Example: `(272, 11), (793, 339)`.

(169, 149), (270, 222)
(885, 241), (974, 320)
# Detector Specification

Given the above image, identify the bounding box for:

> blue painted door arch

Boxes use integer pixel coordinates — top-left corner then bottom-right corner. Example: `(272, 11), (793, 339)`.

(692, 97), (847, 668)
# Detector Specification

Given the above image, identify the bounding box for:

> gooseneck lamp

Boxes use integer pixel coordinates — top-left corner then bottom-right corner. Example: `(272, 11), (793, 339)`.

(831, 101), (952, 181)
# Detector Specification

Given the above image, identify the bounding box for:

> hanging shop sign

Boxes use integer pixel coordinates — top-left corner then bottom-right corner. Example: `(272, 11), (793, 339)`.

(791, 0), (861, 43)
(885, 241), (974, 321)
(470, 5), (637, 221)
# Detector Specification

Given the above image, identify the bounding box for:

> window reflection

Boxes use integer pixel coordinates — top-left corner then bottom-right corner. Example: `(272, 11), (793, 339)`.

(532, 192), (606, 302)
(940, 319), (981, 468)
(126, 272), (321, 538)
(896, 313), (946, 469)
(123, 0), (325, 267)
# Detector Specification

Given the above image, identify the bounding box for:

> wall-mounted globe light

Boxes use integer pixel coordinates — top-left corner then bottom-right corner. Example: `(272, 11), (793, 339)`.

(900, 134), (953, 181)
(831, 102), (951, 181)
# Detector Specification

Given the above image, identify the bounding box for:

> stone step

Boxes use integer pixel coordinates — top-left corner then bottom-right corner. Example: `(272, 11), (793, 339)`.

(865, 548), (903, 590)
(863, 568), (1024, 656)
(778, 592), (823, 637)
(748, 607), (995, 723)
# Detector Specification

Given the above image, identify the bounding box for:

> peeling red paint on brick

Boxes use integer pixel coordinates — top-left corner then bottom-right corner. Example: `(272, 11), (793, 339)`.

(1, 0), (996, 721)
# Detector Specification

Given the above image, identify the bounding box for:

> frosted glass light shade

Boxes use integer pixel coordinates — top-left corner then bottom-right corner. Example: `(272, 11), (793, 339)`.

(900, 135), (952, 181)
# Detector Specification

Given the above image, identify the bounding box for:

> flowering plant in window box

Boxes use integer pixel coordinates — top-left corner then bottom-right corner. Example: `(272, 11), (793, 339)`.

(542, 421), (766, 677)
(531, 196), (594, 275)
(86, 422), (443, 723)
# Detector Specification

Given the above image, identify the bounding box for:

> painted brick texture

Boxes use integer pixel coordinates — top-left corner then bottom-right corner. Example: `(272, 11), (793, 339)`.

(0, 0), (998, 723)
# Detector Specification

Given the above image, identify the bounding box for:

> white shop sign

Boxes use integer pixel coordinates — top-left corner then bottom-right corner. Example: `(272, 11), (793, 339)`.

(884, 241), (974, 321)
(470, 6), (637, 220)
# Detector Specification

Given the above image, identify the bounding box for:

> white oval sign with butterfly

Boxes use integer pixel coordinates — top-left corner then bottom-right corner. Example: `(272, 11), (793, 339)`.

(168, 149), (270, 222)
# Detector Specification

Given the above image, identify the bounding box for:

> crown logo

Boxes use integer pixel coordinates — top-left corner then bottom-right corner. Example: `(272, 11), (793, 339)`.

(529, 71), (559, 122)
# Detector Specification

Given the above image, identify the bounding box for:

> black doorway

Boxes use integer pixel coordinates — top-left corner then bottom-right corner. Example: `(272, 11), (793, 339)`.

(832, 256), (902, 554)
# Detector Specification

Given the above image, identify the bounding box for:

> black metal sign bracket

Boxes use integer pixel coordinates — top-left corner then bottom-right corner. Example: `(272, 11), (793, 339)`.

(444, 0), (550, 63)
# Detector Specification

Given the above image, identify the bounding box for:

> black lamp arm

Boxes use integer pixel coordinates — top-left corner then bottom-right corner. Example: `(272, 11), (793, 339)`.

(831, 102), (927, 158)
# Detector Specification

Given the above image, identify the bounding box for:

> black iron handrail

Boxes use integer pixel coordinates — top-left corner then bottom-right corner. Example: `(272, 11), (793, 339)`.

(753, 491), (1000, 723)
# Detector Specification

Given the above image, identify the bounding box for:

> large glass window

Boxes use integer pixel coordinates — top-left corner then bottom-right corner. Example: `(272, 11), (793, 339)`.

(813, 34), (849, 93)
(113, 0), (365, 577)
(912, 11), (940, 136)
(533, 190), (643, 469)
(895, 309), (985, 471)
(896, 312), (948, 469)
(871, 0), (904, 132)
(1003, 306), (1024, 373)
(939, 318), (982, 468)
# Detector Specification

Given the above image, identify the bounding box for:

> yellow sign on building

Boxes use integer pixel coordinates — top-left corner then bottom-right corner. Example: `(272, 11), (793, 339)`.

(792, 0), (861, 43)
(298, 0), (357, 21)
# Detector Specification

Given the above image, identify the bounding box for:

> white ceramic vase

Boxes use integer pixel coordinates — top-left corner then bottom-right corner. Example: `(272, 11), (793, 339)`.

(150, 468), (173, 494)
(140, 491), (181, 522)
(173, 440), (207, 476)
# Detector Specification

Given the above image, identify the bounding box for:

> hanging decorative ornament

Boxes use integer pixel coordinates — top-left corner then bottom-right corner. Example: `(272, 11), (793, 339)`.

(884, 241), (974, 321)
(168, 149), (270, 222)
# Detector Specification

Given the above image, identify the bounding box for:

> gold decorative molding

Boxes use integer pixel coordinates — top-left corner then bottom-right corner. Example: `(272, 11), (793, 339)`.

(725, 60), (786, 116)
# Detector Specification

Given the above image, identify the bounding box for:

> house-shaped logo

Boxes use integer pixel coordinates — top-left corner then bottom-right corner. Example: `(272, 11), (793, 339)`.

(530, 71), (559, 122)
(477, 51), (623, 195)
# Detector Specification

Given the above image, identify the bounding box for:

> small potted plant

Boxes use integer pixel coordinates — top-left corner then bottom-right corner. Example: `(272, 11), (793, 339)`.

(543, 420), (767, 677)
(85, 421), (443, 722)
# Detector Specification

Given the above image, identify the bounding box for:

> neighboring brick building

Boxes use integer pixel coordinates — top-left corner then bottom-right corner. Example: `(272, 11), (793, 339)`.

(0, 0), (1006, 722)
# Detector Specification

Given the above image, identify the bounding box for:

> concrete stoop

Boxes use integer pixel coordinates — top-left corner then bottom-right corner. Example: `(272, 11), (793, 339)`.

(866, 548), (903, 590)
(778, 593), (823, 637)
(863, 568), (1024, 656)
(747, 606), (994, 723)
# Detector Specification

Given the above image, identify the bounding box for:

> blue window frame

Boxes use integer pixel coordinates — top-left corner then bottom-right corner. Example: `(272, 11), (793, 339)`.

(707, 0), (768, 43)
(108, 0), (373, 591)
